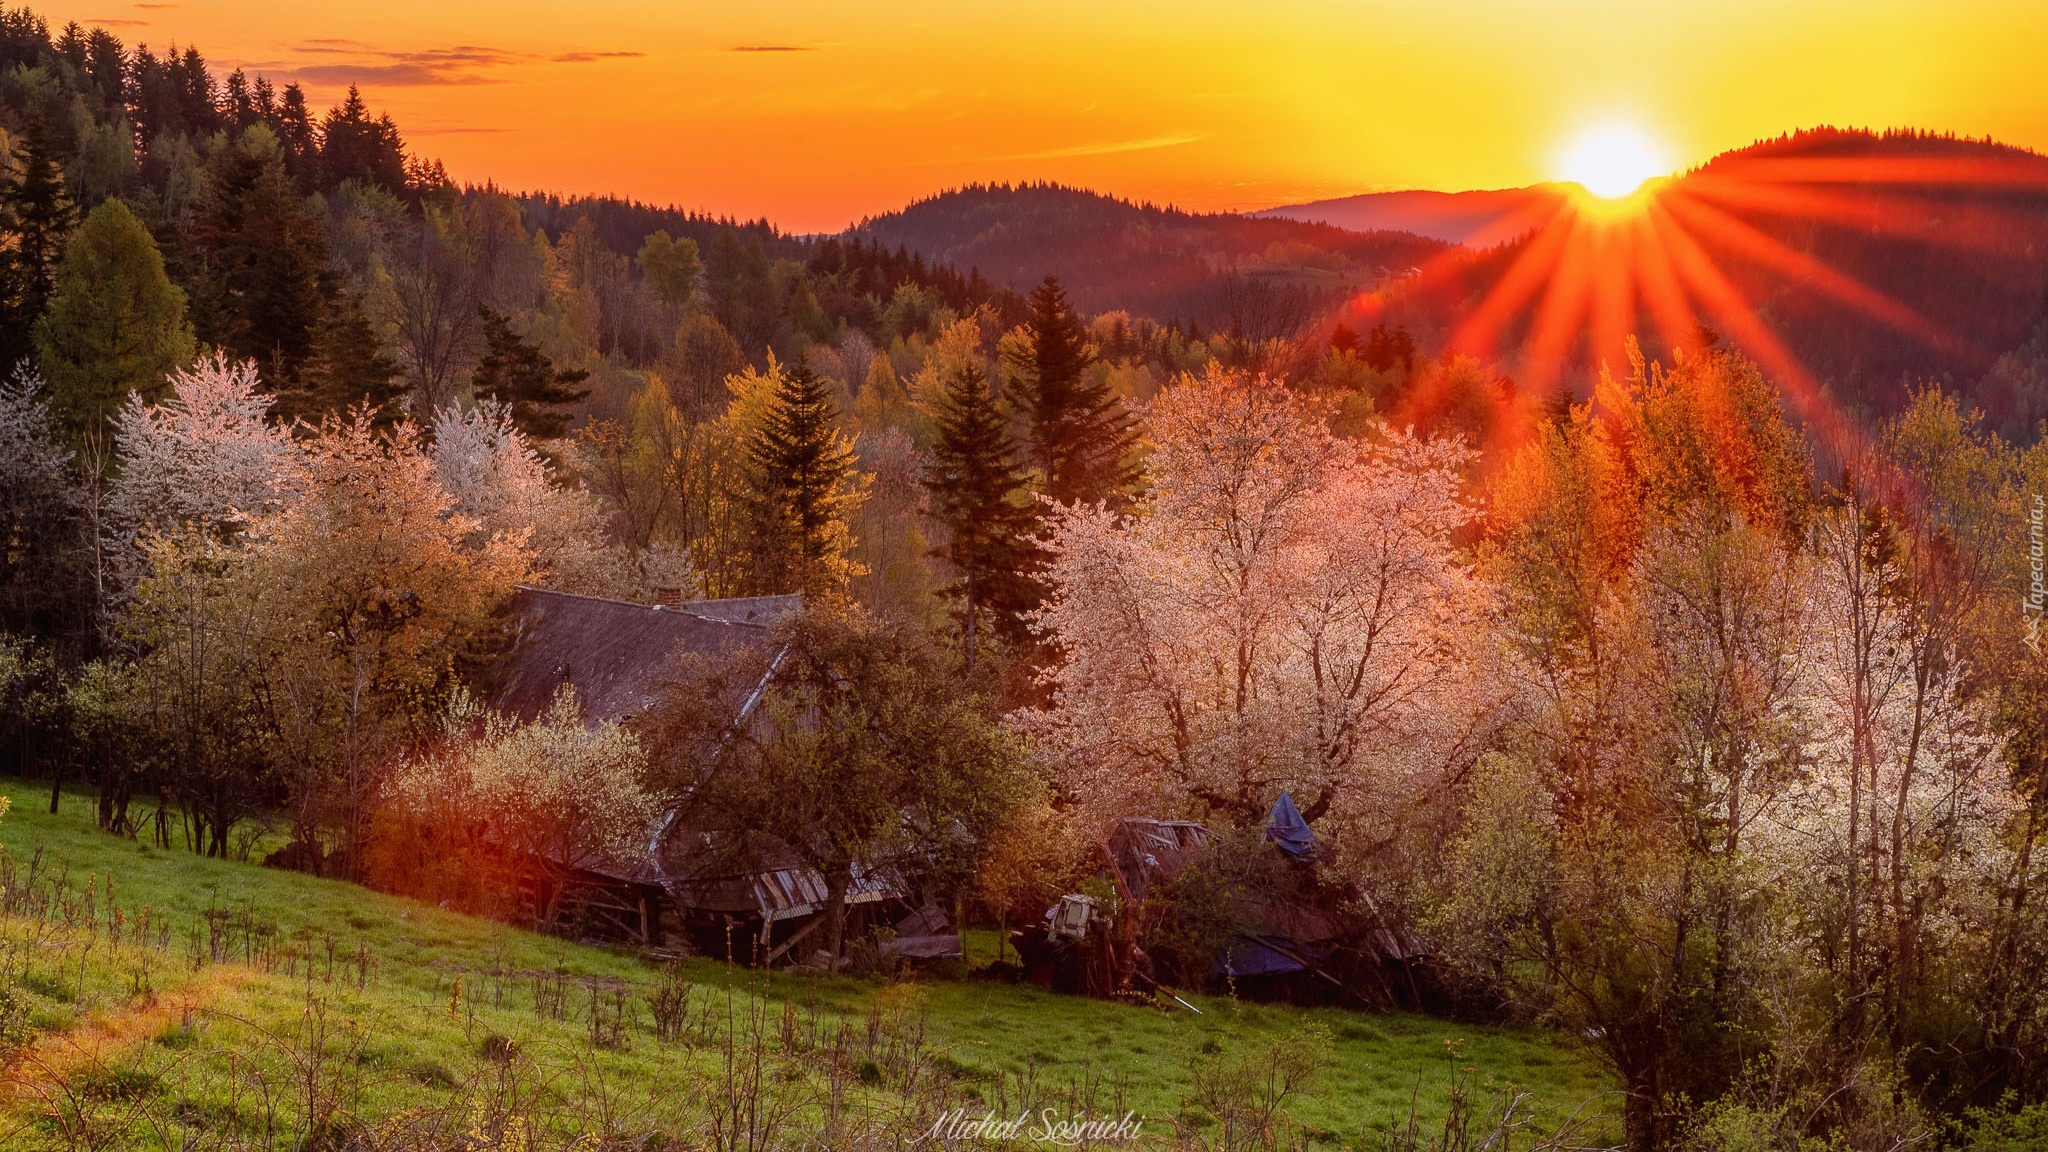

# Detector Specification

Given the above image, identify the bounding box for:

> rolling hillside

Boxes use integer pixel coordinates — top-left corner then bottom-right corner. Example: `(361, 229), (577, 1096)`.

(850, 182), (1448, 326)
(1255, 186), (1570, 246)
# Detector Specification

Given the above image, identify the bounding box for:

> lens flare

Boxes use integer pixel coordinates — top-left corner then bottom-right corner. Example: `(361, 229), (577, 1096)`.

(1557, 124), (1670, 199)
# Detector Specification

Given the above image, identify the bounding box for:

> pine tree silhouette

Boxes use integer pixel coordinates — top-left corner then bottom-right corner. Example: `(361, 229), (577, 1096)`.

(0, 124), (78, 368)
(742, 359), (863, 597)
(470, 306), (591, 446)
(922, 362), (1045, 661)
(1006, 275), (1136, 507)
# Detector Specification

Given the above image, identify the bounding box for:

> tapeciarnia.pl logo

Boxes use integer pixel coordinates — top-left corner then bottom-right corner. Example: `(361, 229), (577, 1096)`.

(915, 1108), (1146, 1146)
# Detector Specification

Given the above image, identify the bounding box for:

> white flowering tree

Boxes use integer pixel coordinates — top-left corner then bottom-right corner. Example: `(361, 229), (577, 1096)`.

(109, 353), (300, 539)
(383, 687), (662, 917)
(431, 402), (663, 599)
(1017, 365), (1497, 844)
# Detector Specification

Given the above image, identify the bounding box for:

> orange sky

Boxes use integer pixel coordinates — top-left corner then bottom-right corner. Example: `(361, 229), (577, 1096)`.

(39, 0), (2048, 233)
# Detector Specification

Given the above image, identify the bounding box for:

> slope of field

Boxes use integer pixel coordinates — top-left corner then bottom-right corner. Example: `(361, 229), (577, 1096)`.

(0, 783), (1614, 1148)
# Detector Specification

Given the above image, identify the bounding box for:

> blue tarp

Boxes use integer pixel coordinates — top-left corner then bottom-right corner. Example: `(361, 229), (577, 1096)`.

(1265, 792), (1318, 859)
(1218, 939), (1302, 977)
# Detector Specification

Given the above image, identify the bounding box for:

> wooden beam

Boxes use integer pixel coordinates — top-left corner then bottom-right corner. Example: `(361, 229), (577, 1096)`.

(763, 915), (825, 966)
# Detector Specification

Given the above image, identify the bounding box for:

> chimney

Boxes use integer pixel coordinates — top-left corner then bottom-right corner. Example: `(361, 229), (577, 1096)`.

(654, 586), (686, 611)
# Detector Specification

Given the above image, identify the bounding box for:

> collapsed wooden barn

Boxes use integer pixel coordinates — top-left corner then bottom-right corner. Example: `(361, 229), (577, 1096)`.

(653, 829), (919, 962)
(485, 586), (946, 961)
(485, 585), (806, 946)
(1013, 797), (1429, 1008)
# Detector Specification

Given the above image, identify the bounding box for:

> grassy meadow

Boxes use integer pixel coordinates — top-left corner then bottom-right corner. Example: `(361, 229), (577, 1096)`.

(0, 781), (1616, 1149)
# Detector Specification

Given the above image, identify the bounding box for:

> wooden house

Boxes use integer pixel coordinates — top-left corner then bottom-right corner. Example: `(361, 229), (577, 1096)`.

(486, 586), (922, 955)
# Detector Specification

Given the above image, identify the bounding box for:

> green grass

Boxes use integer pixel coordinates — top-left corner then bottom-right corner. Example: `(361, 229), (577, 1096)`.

(0, 782), (1618, 1147)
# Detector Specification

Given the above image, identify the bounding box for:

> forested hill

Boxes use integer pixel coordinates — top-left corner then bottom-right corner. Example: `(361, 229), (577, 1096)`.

(511, 191), (795, 262)
(851, 182), (1449, 325)
(1367, 128), (2048, 434)
(1256, 185), (1571, 246)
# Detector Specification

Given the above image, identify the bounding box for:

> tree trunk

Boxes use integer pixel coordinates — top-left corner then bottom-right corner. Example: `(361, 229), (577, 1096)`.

(963, 584), (977, 678)
(823, 865), (851, 971)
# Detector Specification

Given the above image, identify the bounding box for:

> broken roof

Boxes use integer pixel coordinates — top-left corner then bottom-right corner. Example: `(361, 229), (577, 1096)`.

(490, 586), (800, 723)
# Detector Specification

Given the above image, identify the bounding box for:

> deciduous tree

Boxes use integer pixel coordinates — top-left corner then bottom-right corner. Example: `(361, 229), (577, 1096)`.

(34, 198), (193, 448)
(1019, 365), (1492, 840)
(654, 607), (1032, 968)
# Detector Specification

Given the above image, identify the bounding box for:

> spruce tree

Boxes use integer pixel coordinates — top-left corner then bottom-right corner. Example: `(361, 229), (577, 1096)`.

(921, 362), (1044, 659)
(35, 198), (194, 448)
(0, 125), (79, 369)
(281, 288), (405, 428)
(470, 307), (591, 446)
(318, 86), (406, 193)
(274, 84), (319, 187)
(184, 130), (329, 386)
(703, 225), (777, 355)
(1006, 275), (1136, 507)
(741, 359), (866, 597)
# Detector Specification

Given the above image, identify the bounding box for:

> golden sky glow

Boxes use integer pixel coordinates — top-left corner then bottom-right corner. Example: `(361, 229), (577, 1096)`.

(39, 0), (2048, 233)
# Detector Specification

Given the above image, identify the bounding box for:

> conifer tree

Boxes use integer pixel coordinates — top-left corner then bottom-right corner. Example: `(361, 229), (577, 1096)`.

(470, 306), (591, 446)
(1006, 275), (1136, 507)
(921, 362), (1044, 659)
(184, 129), (329, 387)
(0, 125), (79, 368)
(274, 83), (319, 186)
(35, 198), (194, 447)
(281, 289), (405, 428)
(319, 85), (407, 193)
(703, 225), (778, 355)
(740, 358), (866, 597)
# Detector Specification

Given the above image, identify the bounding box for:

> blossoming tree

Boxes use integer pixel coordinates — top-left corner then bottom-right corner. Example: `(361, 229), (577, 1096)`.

(1018, 365), (1497, 850)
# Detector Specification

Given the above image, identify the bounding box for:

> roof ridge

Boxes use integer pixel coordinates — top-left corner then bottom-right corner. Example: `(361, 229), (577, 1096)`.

(509, 584), (786, 628)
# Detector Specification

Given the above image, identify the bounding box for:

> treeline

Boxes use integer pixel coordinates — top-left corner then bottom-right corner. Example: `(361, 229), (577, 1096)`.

(854, 181), (1448, 325)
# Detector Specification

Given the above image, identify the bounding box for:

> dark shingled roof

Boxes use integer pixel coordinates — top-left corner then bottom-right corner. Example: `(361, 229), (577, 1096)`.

(491, 587), (799, 723)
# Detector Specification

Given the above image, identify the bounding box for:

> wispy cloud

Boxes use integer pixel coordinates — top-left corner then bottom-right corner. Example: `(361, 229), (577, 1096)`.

(997, 133), (1209, 161)
(552, 50), (644, 63)
(732, 45), (815, 53)
(80, 17), (150, 25)
(281, 41), (642, 86)
(295, 63), (503, 87)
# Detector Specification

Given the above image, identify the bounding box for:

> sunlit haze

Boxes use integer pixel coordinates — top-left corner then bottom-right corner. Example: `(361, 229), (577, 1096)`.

(1555, 124), (1670, 199)
(32, 0), (2048, 231)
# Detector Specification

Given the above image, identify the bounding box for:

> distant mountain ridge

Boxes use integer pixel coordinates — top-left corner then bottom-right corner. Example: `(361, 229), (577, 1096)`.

(848, 182), (1447, 325)
(1254, 186), (1571, 247)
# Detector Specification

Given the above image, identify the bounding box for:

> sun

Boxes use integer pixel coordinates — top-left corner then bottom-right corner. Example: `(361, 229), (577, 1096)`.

(1556, 124), (1670, 200)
